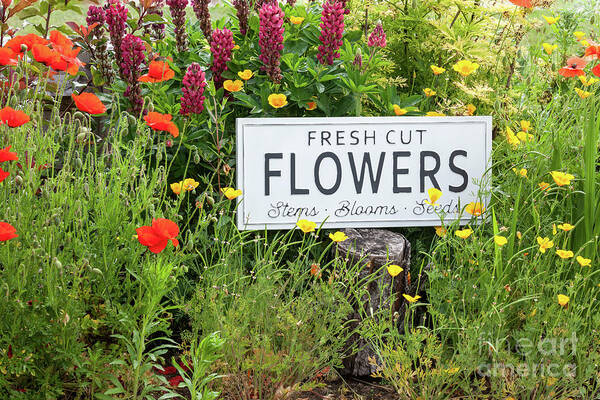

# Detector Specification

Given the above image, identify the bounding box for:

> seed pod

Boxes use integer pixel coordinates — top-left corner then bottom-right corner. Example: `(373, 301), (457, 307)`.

(53, 257), (63, 269)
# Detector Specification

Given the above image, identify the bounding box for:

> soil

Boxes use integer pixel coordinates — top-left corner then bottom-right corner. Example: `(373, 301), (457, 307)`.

(289, 378), (397, 400)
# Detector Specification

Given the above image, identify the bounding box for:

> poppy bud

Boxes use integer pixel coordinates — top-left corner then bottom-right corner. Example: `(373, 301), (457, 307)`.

(210, 216), (218, 223)
(76, 157), (83, 168)
(206, 195), (214, 206)
(77, 131), (87, 143)
(193, 150), (200, 164)
(147, 101), (154, 112)
(53, 257), (63, 269)
(156, 149), (163, 162)
(14, 175), (23, 185)
(91, 268), (103, 276)
(84, 183), (89, 197)
(127, 114), (137, 126)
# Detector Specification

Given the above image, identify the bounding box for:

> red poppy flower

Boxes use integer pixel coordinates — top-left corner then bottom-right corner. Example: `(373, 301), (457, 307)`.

(5, 34), (48, 56)
(0, 47), (17, 66)
(0, 107), (30, 127)
(136, 218), (180, 253)
(0, 221), (18, 241)
(0, 146), (18, 162)
(49, 30), (73, 51)
(508, 0), (531, 7)
(0, 167), (8, 183)
(139, 60), (175, 83)
(168, 375), (184, 387)
(558, 57), (588, 77)
(31, 44), (61, 66)
(143, 112), (179, 138)
(585, 45), (600, 59)
(72, 92), (106, 115)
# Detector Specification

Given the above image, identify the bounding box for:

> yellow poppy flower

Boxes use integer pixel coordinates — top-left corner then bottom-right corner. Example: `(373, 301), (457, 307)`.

(575, 88), (592, 99)
(579, 76), (599, 86)
(182, 178), (199, 191)
(452, 60), (479, 77)
(296, 219), (316, 233)
(170, 181), (182, 195)
(465, 202), (485, 216)
(423, 88), (436, 97)
(455, 228), (473, 239)
(512, 168), (527, 178)
(393, 104), (407, 116)
(537, 237), (554, 253)
(290, 16), (305, 25)
(434, 226), (447, 237)
(237, 69), (253, 80)
(543, 15), (559, 25)
(538, 182), (550, 192)
(426, 111), (445, 116)
(557, 223), (574, 232)
(516, 131), (533, 142)
(581, 39), (590, 47)
(576, 256), (591, 267)
(542, 43), (558, 55)
(574, 31), (585, 40)
(387, 264), (403, 277)
(494, 235), (508, 246)
(329, 231), (348, 242)
(268, 93), (288, 109)
(221, 187), (242, 200)
(520, 120), (531, 132)
(505, 127), (521, 147)
(430, 65), (446, 75)
(425, 187), (442, 206)
(403, 294), (421, 303)
(550, 171), (575, 186)
(466, 104), (476, 116)
(557, 294), (569, 307)
(223, 79), (244, 92)
(556, 249), (574, 259)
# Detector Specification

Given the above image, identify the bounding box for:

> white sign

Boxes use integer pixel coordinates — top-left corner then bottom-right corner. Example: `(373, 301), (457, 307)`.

(236, 116), (491, 230)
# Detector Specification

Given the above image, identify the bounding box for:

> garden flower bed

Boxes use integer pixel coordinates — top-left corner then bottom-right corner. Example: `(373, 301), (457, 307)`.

(0, 0), (599, 398)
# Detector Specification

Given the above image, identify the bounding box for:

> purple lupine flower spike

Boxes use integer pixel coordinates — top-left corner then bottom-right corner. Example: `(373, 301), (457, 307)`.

(258, 2), (284, 83)
(210, 28), (234, 87)
(87, 5), (113, 82)
(144, 0), (166, 40)
(104, 0), (128, 69)
(180, 63), (207, 115)
(120, 34), (146, 114)
(367, 21), (386, 48)
(192, 0), (212, 38)
(317, 0), (345, 65)
(233, 0), (250, 36)
(166, 0), (189, 52)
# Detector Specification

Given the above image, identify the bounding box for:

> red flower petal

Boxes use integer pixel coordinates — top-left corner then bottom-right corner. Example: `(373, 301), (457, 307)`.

(0, 107), (30, 127)
(0, 168), (9, 183)
(152, 218), (179, 240)
(0, 146), (18, 162)
(72, 92), (106, 115)
(508, 0), (532, 7)
(0, 222), (18, 241)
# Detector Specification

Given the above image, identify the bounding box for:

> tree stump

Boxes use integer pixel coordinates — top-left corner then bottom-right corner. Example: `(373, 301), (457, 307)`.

(337, 228), (411, 377)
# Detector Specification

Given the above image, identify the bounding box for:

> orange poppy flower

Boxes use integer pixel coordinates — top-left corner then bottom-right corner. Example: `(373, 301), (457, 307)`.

(0, 47), (18, 66)
(558, 57), (587, 77)
(144, 112), (179, 137)
(0, 107), (30, 127)
(593, 63), (600, 78)
(31, 44), (60, 66)
(0, 167), (8, 183)
(49, 30), (73, 51)
(0, 146), (18, 162)
(585, 45), (600, 59)
(0, 221), (18, 241)
(508, 0), (531, 7)
(139, 60), (175, 83)
(5, 33), (48, 56)
(54, 46), (84, 76)
(136, 218), (179, 253)
(72, 92), (106, 115)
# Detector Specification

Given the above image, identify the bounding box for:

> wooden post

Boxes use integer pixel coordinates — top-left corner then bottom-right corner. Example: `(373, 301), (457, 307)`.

(337, 228), (413, 377)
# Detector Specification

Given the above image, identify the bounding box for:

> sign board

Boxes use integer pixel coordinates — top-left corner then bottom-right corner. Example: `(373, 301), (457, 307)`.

(236, 116), (491, 230)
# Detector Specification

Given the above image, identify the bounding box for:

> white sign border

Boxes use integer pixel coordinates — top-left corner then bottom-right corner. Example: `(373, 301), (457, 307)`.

(236, 116), (492, 230)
